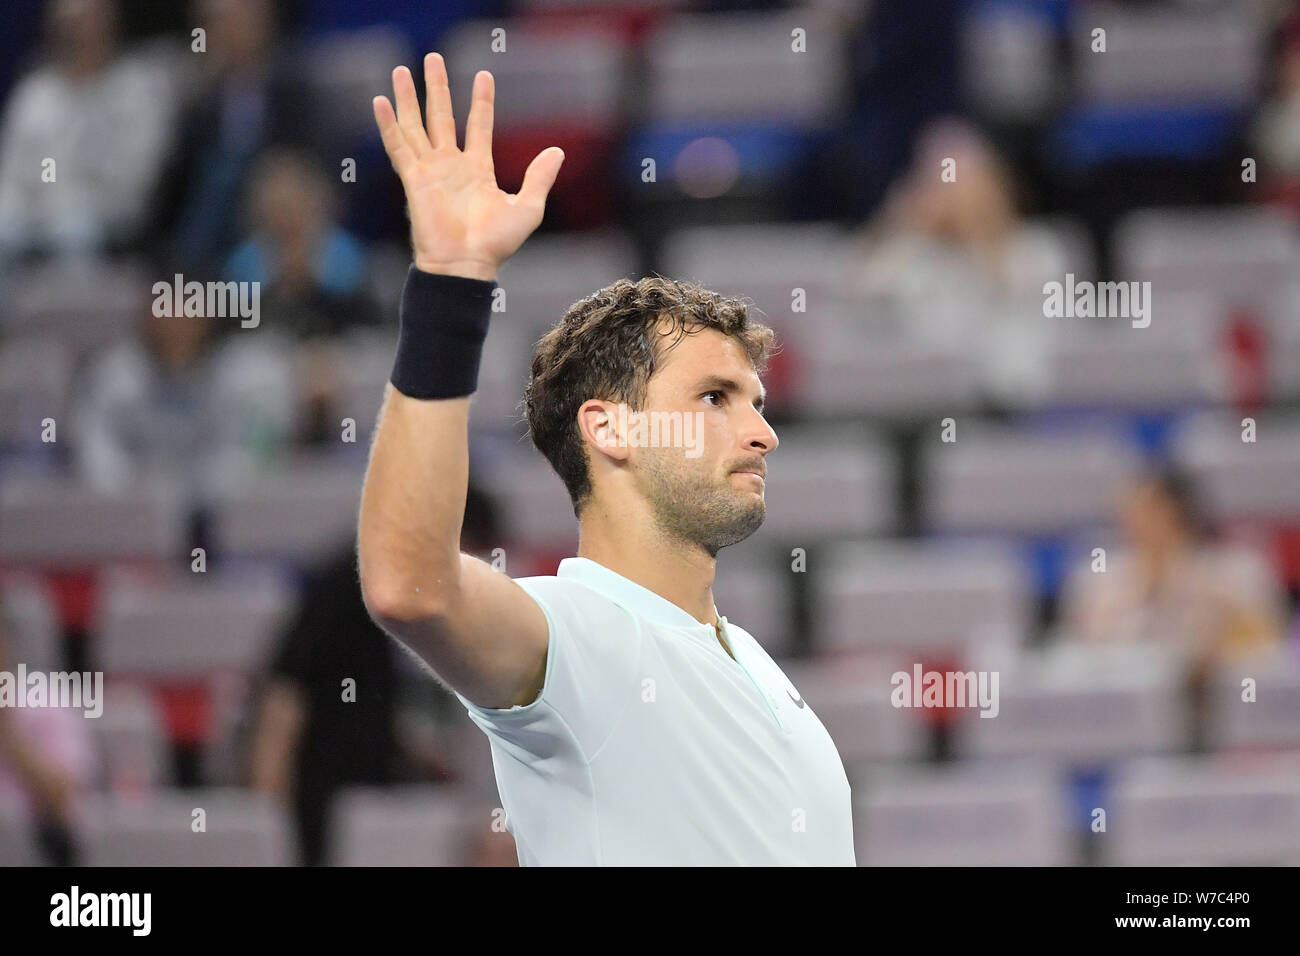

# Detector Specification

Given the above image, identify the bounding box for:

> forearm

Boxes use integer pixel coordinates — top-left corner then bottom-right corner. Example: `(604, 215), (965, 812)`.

(358, 386), (472, 617)
(248, 680), (305, 798)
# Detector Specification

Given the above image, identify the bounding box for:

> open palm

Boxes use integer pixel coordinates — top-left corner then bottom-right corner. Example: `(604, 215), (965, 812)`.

(373, 52), (565, 281)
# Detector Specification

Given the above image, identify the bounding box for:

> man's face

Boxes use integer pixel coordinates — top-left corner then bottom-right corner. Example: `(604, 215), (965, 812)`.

(624, 324), (778, 555)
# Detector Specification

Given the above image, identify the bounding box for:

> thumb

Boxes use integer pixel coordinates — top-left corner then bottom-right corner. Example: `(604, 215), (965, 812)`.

(517, 147), (565, 209)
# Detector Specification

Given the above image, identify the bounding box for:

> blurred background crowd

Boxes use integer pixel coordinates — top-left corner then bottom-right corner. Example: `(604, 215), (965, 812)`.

(2, 0), (1300, 866)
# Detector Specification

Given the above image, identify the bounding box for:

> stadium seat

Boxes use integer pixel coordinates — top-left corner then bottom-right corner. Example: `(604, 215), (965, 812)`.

(1, 258), (145, 360)
(1106, 755), (1300, 865)
(811, 539), (1031, 655)
(1173, 412), (1300, 521)
(441, 20), (626, 131)
(0, 573), (61, 669)
(0, 476), (186, 565)
(1041, 303), (1218, 408)
(80, 789), (292, 866)
(952, 643), (1189, 762)
(95, 568), (294, 677)
(919, 424), (1141, 535)
(496, 229), (642, 337)
(474, 438), (578, 553)
(642, 10), (845, 125)
(857, 761), (1076, 865)
(332, 785), (477, 866)
(332, 785), (486, 868)
(0, 337), (72, 448)
(757, 425), (897, 541)
(1070, 5), (1263, 108)
(1205, 646), (1300, 750)
(661, 221), (855, 322)
(1113, 206), (1299, 316)
(212, 455), (367, 562)
(94, 681), (172, 792)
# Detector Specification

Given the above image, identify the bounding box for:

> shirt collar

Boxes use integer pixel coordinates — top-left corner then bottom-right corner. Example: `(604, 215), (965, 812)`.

(557, 557), (723, 633)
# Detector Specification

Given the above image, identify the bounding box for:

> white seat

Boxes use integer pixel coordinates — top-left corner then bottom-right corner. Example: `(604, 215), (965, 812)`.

(1107, 755), (1300, 865)
(812, 539), (1030, 654)
(1206, 647), (1300, 750)
(2, 258), (145, 359)
(857, 761), (1076, 865)
(333, 785), (476, 866)
(495, 229), (641, 339)
(0, 337), (73, 446)
(81, 789), (292, 866)
(94, 681), (172, 791)
(441, 20), (626, 129)
(952, 643), (1189, 762)
(0, 574), (61, 669)
(1113, 206), (1298, 312)
(920, 424), (1140, 534)
(1042, 311), (1217, 407)
(643, 10), (845, 124)
(758, 425), (896, 540)
(1173, 412), (1300, 521)
(96, 569), (294, 676)
(213, 455), (366, 560)
(661, 221), (855, 323)
(0, 476), (185, 563)
(475, 436), (578, 553)
(1071, 5), (1264, 107)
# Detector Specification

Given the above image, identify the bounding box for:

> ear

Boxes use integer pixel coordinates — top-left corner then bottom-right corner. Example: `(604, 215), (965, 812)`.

(578, 399), (631, 463)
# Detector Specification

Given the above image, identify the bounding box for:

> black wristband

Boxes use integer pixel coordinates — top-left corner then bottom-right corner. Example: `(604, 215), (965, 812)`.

(390, 264), (497, 399)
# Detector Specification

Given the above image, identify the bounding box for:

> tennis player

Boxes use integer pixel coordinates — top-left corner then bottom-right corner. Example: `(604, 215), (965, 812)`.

(358, 53), (855, 866)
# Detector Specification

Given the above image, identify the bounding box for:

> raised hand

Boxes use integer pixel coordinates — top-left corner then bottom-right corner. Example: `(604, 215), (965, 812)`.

(372, 52), (565, 281)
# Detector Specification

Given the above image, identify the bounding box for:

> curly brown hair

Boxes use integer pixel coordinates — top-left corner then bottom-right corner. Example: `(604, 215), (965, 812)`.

(523, 275), (777, 518)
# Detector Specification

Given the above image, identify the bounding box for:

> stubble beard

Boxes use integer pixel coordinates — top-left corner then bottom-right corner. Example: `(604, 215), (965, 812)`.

(637, 448), (766, 558)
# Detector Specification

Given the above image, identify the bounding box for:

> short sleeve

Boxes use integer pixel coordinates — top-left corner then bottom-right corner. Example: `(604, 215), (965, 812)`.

(451, 576), (643, 764)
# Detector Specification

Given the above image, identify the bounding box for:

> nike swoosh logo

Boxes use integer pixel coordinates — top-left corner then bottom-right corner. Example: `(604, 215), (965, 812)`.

(786, 688), (805, 708)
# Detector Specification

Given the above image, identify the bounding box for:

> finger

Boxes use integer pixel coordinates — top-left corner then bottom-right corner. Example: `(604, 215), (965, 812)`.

(516, 146), (565, 209)
(424, 52), (456, 150)
(392, 65), (431, 158)
(372, 95), (414, 175)
(463, 71), (495, 164)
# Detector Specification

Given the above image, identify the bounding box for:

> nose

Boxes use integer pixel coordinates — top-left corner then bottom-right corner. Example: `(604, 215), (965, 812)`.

(744, 407), (778, 456)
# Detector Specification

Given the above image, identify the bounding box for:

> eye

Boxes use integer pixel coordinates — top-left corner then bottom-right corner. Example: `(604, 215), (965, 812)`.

(702, 390), (725, 406)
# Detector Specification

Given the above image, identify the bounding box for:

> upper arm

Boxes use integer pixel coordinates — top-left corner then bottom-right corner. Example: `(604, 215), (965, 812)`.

(368, 551), (550, 712)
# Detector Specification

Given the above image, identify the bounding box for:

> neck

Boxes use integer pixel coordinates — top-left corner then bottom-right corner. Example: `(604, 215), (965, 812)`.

(576, 497), (718, 627)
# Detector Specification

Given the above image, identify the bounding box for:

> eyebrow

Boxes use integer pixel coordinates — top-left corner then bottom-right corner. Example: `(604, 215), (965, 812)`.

(695, 375), (766, 413)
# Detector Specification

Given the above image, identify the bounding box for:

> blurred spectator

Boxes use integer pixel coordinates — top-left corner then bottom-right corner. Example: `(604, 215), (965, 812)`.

(0, 0), (177, 261)
(849, 117), (1069, 406)
(248, 541), (405, 866)
(69, 283), (294, 516)
(226, 148), (381, 340)
(1250, 9), (1300, 212)
(151, 0), (316, 272)
(0, 595), (94, 865)
(1060, 468), (1287, 684)
(225, 148), (384, 446)
(248, 484), (502, 865)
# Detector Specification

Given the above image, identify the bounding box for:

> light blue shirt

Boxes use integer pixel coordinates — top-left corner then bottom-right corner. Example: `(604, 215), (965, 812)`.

(454, 557), (857, 866)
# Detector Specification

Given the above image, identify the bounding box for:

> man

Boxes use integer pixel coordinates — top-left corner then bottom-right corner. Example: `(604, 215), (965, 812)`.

(357, 53), (856, 865)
